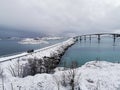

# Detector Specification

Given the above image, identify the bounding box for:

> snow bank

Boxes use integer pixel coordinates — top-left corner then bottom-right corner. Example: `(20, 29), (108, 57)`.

(1, 61), (120, 90)
(19, 38), (49, 44)
(76, 61), (120, 90)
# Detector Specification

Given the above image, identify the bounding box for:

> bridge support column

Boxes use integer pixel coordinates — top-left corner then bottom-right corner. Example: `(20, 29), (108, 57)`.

(84, 35), (86, 41)
(98, 34), (101, 40)
(75, 37), (78, 41)
(80, 36), (82, 41)
(113, 34), (116, 45)
(89, 35), (91, 41)
(97, 34), (101, 43)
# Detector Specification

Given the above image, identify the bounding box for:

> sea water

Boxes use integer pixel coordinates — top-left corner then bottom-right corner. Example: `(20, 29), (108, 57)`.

(0, 38), (67, 57)
(60, 36), (120, 67)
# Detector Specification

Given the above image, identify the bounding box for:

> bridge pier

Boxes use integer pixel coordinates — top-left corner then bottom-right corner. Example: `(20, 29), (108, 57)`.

(113, 34), (116, 45)
(80, 36), (82, 41)
(84, 35), (86, 41)
(97, 34), (101, 43)
(89, 35), (91, 41)
(97, 34), (101, 40)
(76, 37), (79, 41)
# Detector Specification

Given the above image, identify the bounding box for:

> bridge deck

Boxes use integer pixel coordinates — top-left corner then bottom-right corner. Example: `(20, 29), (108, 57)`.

(77, 33), (120, 37)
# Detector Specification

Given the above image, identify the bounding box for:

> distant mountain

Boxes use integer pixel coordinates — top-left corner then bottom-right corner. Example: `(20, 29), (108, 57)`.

(0, 26), (47, 38)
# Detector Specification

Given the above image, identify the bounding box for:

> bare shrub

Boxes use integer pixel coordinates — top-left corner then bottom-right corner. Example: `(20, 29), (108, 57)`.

(11, 83), (14, 90)
(44, 57), (54, 73)
(23, 57), (44, 76)
(0, 66), (3, 77)
(0, 66), (5, 90)
(61, 61), (81, 90)
(8, 59), (24, 77)
(53, 75), (60, 90)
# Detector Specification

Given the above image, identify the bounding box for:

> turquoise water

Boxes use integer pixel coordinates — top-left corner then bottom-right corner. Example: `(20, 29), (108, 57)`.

(0, 38), (67, 57)
(60, 37), (120, 67)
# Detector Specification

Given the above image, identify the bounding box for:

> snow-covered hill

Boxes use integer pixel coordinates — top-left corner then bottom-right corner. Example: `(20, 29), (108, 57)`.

(1, 61), (120, 90)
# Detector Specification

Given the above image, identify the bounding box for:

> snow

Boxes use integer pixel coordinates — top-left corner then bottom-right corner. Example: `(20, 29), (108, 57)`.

(1, 60), (120, 90)
(0, 52), (27, 62)
(19, 38), (49, 44)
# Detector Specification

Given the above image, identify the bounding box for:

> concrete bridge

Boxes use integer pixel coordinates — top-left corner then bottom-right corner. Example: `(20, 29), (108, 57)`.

(76, 33), (120, 43)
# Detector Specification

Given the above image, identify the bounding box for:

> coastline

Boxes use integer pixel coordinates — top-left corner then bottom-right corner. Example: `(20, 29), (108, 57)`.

(0, 38), (77, 75)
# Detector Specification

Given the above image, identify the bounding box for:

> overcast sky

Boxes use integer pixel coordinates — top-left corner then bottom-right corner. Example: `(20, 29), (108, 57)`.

(0, 0), (120, 35)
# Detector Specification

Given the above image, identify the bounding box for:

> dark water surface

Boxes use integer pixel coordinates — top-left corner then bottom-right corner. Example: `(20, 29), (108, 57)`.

(60, 37), (120, 67)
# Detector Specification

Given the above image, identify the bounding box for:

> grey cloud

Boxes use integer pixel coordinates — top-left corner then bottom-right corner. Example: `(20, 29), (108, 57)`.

(0, 0), (120, 35)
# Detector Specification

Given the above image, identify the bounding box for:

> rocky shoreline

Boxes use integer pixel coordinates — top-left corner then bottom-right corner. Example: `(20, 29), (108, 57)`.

(43, 40), (76, 70)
